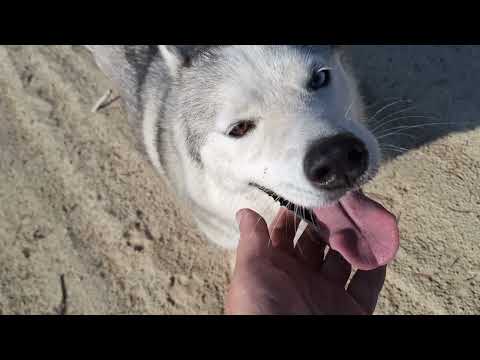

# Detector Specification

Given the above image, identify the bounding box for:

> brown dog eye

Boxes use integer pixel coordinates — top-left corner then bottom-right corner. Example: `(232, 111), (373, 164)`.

(228, 121), (256, 138)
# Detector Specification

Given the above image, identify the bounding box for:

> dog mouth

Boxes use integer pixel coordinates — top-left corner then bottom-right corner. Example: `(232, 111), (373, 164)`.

(249, 182), (320, 225)
(248, 182), (400, 271)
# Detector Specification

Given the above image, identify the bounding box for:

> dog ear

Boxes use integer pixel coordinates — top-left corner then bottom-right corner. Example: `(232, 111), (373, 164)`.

(331, 45), (348, 53)
(158, 45), (185, 75)
(86, 45), (219, 113)
(331, 45), (352, 67)
(158, 45), (221, 73)
(85, 45), (160, 115)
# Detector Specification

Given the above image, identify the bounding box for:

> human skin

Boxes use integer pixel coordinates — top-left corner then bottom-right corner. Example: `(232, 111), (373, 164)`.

(225, 208), (386, 315)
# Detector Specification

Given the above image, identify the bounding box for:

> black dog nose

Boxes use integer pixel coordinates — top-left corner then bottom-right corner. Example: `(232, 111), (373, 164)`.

(304, 133), (369, 190)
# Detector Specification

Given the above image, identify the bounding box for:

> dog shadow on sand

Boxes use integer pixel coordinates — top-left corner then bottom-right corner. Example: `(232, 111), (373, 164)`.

(349, 45), (480, 162)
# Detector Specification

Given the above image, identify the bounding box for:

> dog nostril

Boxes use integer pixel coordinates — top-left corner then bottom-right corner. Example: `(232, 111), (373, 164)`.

(347, 147), (365, 165)
(314, 166), (332, 182)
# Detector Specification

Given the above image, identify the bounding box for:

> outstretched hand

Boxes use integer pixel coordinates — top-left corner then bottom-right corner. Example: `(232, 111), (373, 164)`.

(226, 208), (386, 315)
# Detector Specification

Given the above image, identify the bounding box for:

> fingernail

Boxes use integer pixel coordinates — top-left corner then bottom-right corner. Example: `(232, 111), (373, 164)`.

(235, 209), (245, 225)
(272, 208), (287, 230)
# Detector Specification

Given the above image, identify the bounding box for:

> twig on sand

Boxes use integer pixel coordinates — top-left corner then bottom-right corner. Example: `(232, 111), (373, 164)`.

(91, 89), (113, 113)
(415, 272), (433, 280)
(58, 274), (68, 315)
(466, 273), (478, 282)
(451, 257), (460, 267)
(447, 206), (473, 214)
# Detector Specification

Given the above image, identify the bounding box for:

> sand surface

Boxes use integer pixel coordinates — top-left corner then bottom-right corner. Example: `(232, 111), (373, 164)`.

(0, 45), (478, 314)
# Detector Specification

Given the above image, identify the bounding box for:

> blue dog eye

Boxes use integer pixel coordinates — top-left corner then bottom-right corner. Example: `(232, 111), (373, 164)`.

(308, 68), (330, 91)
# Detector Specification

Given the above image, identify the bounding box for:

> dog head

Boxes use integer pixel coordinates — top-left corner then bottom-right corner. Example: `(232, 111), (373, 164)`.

(163, 45), (380, 209)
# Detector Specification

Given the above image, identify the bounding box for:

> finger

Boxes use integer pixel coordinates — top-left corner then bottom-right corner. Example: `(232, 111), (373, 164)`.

(347, 266), (387, 315)
(294, 226), (327, 270)
(236, 209), (271, 263)
(269, 208), (300, 255)
(321, 249), (352, 286)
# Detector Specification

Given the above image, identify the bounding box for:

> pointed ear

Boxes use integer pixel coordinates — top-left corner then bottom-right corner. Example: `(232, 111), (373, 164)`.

(331, 45), (352, 67)
(85, 45), (160, 115)
(158, 45), (184, 75)
(331, 45), (348, 53)
(158, 45), (221, 73)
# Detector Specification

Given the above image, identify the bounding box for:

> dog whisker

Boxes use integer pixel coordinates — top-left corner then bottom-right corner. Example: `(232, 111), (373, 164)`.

(368, 105), (418, 129)
(344, 100), (355, 121)
(377, 131), (418, 141)
(367, 98), (413, 124)
(380, 147), (406, 154)
(372, 116), (440, 135)
(376, 121), (458, 135)
(380, 143), (410, 152)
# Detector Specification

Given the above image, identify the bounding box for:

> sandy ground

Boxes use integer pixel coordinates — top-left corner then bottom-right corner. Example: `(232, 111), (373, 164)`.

(0, 45), (478, 315)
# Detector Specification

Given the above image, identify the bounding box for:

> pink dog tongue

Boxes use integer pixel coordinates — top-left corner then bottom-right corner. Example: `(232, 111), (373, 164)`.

(312, 191), (399, 271)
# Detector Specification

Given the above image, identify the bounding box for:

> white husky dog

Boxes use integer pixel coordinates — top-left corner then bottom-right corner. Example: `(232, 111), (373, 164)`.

(86, 45), (399, 270)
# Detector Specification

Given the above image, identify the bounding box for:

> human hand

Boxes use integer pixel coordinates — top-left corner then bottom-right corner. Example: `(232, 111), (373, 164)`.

(225, 208), (386, 315)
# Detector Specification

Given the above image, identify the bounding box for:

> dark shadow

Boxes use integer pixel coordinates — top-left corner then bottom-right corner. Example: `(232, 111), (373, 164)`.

(348, 45), (480, 161)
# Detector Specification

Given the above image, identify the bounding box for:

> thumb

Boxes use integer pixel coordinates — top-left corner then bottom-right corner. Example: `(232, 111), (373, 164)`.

(235, 209), (271, 263)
